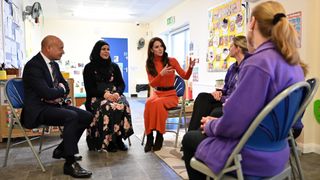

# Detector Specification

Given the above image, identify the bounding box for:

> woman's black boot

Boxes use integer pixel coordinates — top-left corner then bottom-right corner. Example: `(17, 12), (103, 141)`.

(116, 135), (128, 151)
(144, 133), (154, 153)
(153, 131), (163, 151)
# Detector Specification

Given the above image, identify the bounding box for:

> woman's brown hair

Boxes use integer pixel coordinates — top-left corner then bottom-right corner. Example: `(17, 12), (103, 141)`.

(146, 37), (170, 77)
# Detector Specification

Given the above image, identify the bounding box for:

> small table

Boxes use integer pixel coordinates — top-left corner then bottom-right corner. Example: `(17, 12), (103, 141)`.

(185, 100), (194, 117)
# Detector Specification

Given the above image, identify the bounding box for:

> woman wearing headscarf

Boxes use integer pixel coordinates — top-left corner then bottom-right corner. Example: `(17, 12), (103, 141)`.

(83, 40), (133, 152)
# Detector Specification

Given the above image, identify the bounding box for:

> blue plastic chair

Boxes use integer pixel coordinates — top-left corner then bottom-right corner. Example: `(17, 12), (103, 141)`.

(2, 78), (60, 172)
(288, 77), (319, 180)
(141, 75), (187, 147)
(191, 81), (311, 180)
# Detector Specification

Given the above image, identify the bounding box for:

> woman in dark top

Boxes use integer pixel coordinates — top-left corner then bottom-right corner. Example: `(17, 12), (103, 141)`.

(188, 35), (249, 131)
(83, 40), (133, 152)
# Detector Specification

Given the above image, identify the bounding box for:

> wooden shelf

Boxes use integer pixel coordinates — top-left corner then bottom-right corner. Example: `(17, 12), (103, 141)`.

(0, 105), (43, 142)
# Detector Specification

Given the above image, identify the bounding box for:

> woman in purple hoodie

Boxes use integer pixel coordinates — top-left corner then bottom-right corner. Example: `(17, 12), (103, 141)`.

(182, 1), (308, 179)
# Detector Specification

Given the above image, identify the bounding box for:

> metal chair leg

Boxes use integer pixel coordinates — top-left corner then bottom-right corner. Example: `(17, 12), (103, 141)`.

(289, 132), (304, 180)
(3, 119), (14, 167)
(58, 126), (64, 138)
(141, 133), (145, 145)
(235, 154), (244, 180)
(38, 127), (45, 154)
(183, 110), (187, 133)
(16, 121), (46, 172)
(289, 153), (298, 179)
(128, 137), (132, 146)
(175, 116), (181, 148)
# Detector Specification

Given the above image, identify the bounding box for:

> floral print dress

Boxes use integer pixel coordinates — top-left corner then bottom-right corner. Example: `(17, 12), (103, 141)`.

(86, 85), (133, 151)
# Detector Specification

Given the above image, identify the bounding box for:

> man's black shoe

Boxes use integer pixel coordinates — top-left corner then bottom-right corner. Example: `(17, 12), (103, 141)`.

(63, 162), (92, 178)
(53, 148), (82, 161)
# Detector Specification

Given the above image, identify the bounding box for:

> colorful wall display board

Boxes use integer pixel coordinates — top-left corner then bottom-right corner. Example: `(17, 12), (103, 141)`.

(207, 0), (247, 72)
(1, 0), (24, 69)
(287, 11), (302, 48)
(0, 1), (4, 64)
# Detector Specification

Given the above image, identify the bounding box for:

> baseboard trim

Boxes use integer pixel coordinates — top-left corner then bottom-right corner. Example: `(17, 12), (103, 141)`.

(301, 143), (320, 154)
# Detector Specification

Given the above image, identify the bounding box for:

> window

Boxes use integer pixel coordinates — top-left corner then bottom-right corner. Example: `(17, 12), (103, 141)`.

(168, 25), (190, 69)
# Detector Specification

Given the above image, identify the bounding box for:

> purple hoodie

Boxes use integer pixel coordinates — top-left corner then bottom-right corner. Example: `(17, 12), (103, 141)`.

(195, 41), (304, 177)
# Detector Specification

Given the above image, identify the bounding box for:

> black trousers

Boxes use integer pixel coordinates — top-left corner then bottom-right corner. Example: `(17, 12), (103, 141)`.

(188, 93), (223, 131)
(39, 105), (93, 156)
(182, 130), (207, 180)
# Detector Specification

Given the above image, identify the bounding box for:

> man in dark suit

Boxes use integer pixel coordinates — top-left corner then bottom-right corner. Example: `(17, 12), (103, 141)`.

(21, 35), (93, 178)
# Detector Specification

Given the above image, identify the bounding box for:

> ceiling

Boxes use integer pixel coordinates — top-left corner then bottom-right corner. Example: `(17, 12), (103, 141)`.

(23, 0), (185, 23)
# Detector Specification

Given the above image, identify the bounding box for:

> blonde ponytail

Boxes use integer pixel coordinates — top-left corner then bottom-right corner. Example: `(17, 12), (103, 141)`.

(251, 1), (308, 75)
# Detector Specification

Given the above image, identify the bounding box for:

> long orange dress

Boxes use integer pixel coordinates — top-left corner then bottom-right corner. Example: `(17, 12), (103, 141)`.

(144, 56), (192, 134)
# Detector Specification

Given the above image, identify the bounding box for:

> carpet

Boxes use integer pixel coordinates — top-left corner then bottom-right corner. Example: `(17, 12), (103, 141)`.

(138, 130), (189, 180)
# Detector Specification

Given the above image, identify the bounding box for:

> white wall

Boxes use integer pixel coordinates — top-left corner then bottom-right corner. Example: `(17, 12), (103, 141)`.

(23, 18), (149, 95)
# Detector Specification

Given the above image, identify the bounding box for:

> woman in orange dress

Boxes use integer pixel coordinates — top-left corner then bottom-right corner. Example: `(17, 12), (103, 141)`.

(144, 37), (195, 152)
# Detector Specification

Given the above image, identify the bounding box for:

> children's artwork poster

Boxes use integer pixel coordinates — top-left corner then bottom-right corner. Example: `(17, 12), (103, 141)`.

(207, 0), (246, 72)
(192, 67), (199, 82)
(287, 11), (302, 48)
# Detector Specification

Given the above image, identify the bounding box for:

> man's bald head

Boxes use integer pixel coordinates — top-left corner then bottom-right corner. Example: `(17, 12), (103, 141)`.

(41, 35), (62, 50)
(41, 35), (64, 60)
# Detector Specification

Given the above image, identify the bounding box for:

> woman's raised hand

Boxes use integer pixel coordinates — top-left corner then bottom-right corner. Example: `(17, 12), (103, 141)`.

(189, 57), (196, 68)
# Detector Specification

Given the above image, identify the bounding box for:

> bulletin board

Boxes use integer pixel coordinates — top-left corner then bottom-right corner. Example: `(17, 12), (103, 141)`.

(207, 0), (247, 72)
(0, 1), (4, 63)
(1, 0), (24, 69)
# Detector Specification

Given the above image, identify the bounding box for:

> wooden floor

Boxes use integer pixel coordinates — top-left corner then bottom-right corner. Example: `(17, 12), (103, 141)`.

(0, 98), (319, 180)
